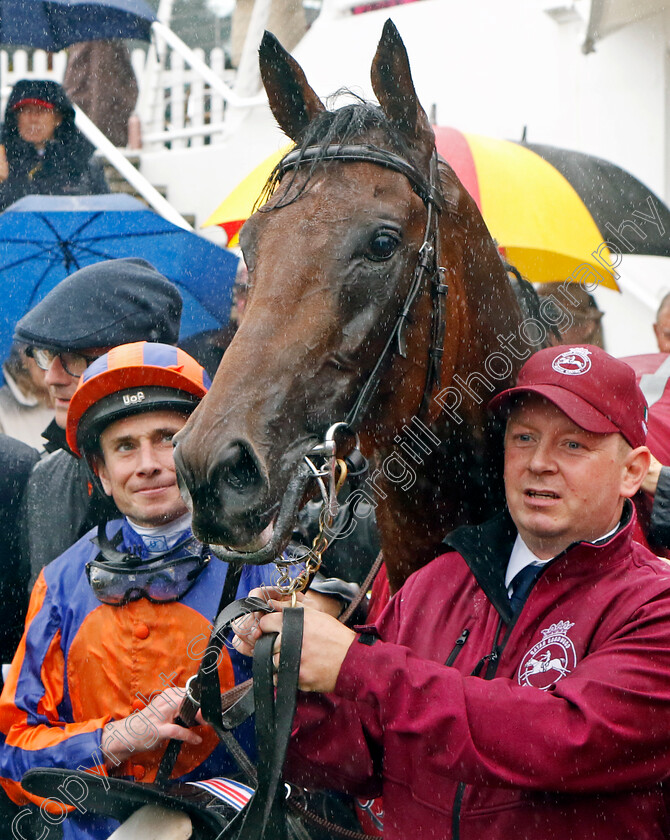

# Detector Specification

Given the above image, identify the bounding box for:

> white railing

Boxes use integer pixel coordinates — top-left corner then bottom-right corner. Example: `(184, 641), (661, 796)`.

(0, 49), (68, 112)
(0, 39), (259, 153)
(138, 43), (237, 150)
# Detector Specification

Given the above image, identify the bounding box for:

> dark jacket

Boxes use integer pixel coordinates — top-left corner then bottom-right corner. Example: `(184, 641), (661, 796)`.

(286, 505), (670, 839)
(649, 467), (670, 546)
(0, 79), (108, 211)
(0, 435), (39, 665)
(21, 421), (118, 588)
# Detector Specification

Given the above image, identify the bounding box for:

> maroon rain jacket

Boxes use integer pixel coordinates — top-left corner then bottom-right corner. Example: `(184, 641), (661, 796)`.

(286, 505), (670, 839)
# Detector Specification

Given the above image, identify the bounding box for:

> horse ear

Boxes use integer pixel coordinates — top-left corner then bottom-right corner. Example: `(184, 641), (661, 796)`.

(370, 20), (435, 168)
(259, 31), (326, 143)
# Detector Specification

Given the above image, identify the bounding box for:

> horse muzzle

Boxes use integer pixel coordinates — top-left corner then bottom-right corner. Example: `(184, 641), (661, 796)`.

(174, 433), (316, 565)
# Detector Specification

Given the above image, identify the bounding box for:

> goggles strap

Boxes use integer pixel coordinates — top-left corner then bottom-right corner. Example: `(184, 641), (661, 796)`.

(92, 522), (199, 568)
(92, 523), (139, 566)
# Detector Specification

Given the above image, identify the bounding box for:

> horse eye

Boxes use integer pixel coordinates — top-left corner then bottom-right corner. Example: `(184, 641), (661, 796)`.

(367, 232), (399, 261)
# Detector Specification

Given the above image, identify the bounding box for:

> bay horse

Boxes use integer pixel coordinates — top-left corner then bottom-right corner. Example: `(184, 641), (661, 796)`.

(175, 21), (532, 595)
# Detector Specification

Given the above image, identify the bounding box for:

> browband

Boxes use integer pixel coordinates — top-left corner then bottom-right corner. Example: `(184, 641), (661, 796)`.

(278, 144), (448, 210)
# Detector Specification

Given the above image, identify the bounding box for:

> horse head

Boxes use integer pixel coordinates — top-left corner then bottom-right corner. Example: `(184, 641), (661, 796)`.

(175, 21), (526, 589)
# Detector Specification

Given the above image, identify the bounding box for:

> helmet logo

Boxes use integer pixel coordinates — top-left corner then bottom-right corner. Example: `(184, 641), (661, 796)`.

(551, 347), (592, 376)
(122, 391), (146, 406)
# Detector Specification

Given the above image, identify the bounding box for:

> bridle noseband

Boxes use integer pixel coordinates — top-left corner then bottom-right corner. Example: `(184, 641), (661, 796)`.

(277, 143), (453, 432)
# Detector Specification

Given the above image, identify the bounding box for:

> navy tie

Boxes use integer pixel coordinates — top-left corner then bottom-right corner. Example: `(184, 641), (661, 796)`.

(509, 565), (542, 615)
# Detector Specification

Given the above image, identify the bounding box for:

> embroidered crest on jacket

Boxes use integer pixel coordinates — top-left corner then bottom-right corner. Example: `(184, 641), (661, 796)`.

(518, 620), (576, 690)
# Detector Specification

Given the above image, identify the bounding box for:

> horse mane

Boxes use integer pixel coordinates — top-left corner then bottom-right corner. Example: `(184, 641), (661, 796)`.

(255, 92), (416, 212)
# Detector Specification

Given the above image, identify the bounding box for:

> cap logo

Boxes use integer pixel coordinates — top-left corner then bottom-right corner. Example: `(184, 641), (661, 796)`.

(551, 347), (592, 376)
(122, 391), (145, 406)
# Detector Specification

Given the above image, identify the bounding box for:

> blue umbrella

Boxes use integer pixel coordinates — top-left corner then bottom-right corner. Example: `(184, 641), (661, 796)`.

(0, 0), (155, 49)
(0, 194), (240, 377)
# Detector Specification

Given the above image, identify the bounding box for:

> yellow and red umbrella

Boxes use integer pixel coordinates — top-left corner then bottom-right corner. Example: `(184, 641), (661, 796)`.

(205, 144), (293, 247)
(206, 129), (670, 291)
(435, 128), (619, 287)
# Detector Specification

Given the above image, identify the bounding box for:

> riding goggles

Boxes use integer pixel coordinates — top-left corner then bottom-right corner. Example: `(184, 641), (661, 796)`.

(27, 347), (99, 378)
(86, 533), (210, 605)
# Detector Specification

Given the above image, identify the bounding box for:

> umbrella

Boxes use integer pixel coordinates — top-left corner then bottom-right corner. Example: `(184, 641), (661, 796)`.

(0, 0), (155, 50)
(204, 144), (293, 247)
(0, 193), (240, 376)
(206, 129), (670, 291)
(433, 128), (670, 290)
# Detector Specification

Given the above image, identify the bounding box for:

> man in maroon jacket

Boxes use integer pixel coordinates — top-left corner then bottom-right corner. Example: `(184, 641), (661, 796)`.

(234, 345), (670, 840)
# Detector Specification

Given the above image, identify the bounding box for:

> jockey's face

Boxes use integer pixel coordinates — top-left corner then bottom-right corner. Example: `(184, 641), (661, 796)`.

(96, 410), (190, 528)
(504, 396), (649, 560)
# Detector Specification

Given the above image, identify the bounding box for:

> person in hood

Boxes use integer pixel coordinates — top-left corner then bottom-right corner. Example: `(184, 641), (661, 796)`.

(234, 345), (670, 840)
(0, 79), (108, 211)
(16, 258), (183, 595)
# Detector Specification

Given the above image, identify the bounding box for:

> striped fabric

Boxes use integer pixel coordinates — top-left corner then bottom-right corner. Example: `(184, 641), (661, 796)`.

(186, 776), (254, 811)
(79, 341), (210, 393)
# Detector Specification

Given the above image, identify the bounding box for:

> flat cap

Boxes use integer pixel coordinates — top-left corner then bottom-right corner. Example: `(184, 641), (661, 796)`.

(14, 258), (182, 351)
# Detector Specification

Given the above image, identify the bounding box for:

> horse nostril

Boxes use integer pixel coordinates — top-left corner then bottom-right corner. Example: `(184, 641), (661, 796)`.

(212, 441), (264, 496)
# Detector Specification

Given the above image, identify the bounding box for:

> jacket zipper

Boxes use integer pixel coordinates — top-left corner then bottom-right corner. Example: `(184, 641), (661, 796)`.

(452, 616), (505, 839)
(445, 629), (470, 667)
(452, 782), (466, 840)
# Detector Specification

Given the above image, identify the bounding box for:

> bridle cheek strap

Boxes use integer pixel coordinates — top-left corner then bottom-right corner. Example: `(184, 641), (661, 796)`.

(277, 144), (449, 431)
(420, 153), (449, 416)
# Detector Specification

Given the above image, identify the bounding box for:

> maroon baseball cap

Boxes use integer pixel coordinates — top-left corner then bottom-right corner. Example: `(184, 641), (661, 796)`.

(488, 345), (648, 449)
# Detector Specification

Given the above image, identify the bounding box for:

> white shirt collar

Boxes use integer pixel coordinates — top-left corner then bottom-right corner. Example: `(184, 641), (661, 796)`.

(505, 522), (621, 592)
(126, 512), (193, 556)
(505, 535), (549, 590)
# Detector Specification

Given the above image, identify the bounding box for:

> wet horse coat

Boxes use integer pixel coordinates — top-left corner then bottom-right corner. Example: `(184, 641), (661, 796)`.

(175, 22), (530, 593)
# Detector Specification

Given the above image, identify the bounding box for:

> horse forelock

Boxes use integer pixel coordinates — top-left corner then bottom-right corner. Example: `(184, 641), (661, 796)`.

(255, 95), (420, 213)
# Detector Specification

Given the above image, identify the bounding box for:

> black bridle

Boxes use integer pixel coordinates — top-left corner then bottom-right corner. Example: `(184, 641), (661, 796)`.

(277, 143), (454, 432)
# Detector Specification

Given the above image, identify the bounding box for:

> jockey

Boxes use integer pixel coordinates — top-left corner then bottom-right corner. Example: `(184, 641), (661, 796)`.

(0, 342), (285, 840)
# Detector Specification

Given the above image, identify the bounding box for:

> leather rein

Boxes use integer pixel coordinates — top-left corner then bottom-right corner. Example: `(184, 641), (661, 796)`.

(277, 143), (454, 432)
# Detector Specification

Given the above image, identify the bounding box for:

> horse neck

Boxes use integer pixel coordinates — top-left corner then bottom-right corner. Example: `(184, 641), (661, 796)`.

(370, 407), (505, 593)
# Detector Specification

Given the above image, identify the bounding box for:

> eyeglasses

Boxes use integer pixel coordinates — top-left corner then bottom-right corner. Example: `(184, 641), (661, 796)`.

(27, 347), (99, 377)
(86, 537), (210, 605)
